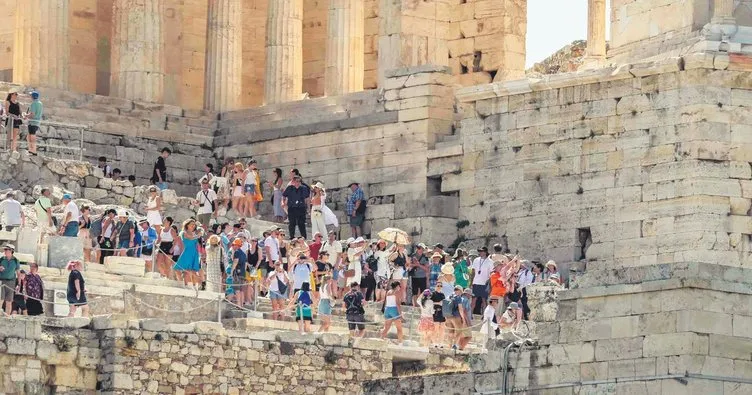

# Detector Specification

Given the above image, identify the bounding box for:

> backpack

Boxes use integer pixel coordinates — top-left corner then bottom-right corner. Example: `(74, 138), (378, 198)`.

(356, 198), (367, 214)
(89, 216), (104, 239)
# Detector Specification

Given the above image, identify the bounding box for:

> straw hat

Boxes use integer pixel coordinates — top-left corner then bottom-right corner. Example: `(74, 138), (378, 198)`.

(546, 260), (557, 269)
(207, 234), (220, 246)
(431, 252), (443, 260)
(440, 263), (454, 275)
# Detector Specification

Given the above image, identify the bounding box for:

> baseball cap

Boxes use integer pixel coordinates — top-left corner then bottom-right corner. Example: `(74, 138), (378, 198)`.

(62, 194), (72, 200)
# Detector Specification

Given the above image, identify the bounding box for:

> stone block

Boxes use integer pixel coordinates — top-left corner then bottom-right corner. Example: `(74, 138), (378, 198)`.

(47, 236), (84, 269)
(676, 310), (733, 336)
(193, 321), (225, 336)
(140, 318), (166, 332)
(5, 338), (36, 355)
(167, 323), (196, 333)
(548, 343), (595, 365)
(595, 337), (643, 361)
(732, 315), (752, 338)
(76, 346), (101, 369)
(16, 228), (40, 258)
(709, 334), (752, 360)
(103, 256), (146, 277)
(423, 373), (475, 395)
(91, 314), (129, 330)
(643, 333), (709, 357)
(467, 350), (502, 373)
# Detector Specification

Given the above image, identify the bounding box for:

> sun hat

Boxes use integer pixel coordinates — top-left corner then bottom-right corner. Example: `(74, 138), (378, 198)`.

(431, 252), (443, 260)
(463, 287), (472, 295)
(313, 182), (325, 189)
(149, 185), (158, 192)
(354, 237), (365, 243)
(208, 235), (220, 246)
(550, 273), (560, 280)
(117, 209), (128, 217)
(2, 244), (14, 251)
(477, 246), (488, 253)
(454, 285), (463, 291)
(440, 263), (454, 275)
(416, 243), (427, 249)
(508, 302), (520, 310)
(346, 237), (355, 245)
(546, 260), (557, 269)
(422, 289), (432, 296)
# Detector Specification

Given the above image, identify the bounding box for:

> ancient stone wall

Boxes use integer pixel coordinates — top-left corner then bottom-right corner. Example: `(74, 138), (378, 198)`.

(435, 54), (752, 272)
(0, 316), (469, 394)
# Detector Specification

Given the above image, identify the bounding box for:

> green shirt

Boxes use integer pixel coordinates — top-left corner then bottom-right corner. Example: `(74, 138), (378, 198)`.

(0, 257), (19, 281)
(35, 197), (52, 226)
(29, 100), (43, 127)
(454, 260), (469, 288)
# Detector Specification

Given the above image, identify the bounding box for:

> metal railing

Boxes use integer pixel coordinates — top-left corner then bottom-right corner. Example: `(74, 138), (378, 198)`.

(2, 115), (87, 160)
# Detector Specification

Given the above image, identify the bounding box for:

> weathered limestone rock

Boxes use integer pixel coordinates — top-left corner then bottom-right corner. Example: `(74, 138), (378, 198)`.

(264, 0), (303, 104)
(46, 236), (83, 269)
(13, 0), (70, 89)
(204, 0), (242, 111)
(527, 283), (561, 322)
(104, 256), (146, 277)
(325, 0), (364, 96)
(111, 0), (165, 102)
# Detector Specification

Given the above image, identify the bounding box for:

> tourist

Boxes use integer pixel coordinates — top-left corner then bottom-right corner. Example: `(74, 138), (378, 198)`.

(246, 236), (262, 304)
(453, 249), (470, 290)
(34, 188), (55, 237)
(24, 91), (42, 155)
(310, 182), (327, 237)
(220, 157), (234, 177)
(78, 206), (92, 262)
(407, 243), (428, 306)
(372, 240), (390, 302)
(59, 194), (80, 237)
(112, 168), (122, 181)
(459, 288), (474, 349)
(269, 168), (286, 222)
(0, 244), (19, 316)
(0, 192), (24, 231)
(320, 230), (342, 273)
(289, 282), (314, 334)
(438, 262), (456, 295)
(5, 92), (22, 152)
(267, 261), (289, 320)
(155, 217), (178, 277)
(481, 297), (501, 339)
(432, 244), (447, 263)
(205, 235), (224, 293)
(145, 186), (163, 233)
(291, 253), (313, 294)
(343, 282), (366, 337)
(318, 274), (334, 332)
(430, 283), (446, 344)
(309, 232), (322, 261)
(230, 238), (248, 306)
(150, 147), (171, 190)
(195, 179), (218, 229)
(282, 175), (309, 239)
(243, 159), (261, 218)
(25, 263), (44, 316)
(12, 270), (27, 315)
(278, 230), (289, 270)
(202, 163), (215, 185)
(98, 156), (113, 177)
(139, 220), (158, 271)
(113, 210), (136, 257)
(444, 286), (468, 350)
(94, 209), (116, 264)
(346, 182), (366, 237)
(380, 281), (404, 343)
(471, 246), (493, 315)
(174, 219), (201, 290)
(428, 252), (442, 290)
(490, 262), (507, 303)
(388, 243), (409, 302)
(314, 251), (332, 298)
(545, 260), (561, 284)
(264, 226), (281, 267)
(230, 162), (246, 215)
(517, 260), (534, 319)
(532, 262), (545, 283)
(171, 224), (182, 264)
(417, 289), (435, 346)
(345, 237), (364, 290)
(66, 260), (89, 317)
(548, 273), (562, 285)
(500, 302), (521, 331)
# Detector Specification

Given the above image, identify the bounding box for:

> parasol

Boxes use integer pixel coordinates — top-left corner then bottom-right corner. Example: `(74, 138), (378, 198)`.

(377, 227), (410, 245)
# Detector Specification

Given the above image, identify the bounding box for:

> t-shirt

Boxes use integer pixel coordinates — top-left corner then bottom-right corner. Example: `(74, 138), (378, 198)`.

(430, 291), (446, 303)
(501, 310), (515, 325)
(343, 291), (364, 315)
(34, 197), (52, 226)
(308, 241), (321, 260)
(29, 100), (43, 126)
(292, 261), (312, 289)
(375, 250), (389, 278)
(115, 219), (135, 241)
(461, 295), (472, 324)
(315, 261), (332, 275)
(67, 269), (85, 297)
(0, 257), (19, 281)
(411, 253), (428, 279)
(0, 199), (23, 226)
(233, 249), (247, 276)
(268, 270), (288, 292)
(471, 256), (494, 285)
(63, 201), (80, 225)
(282, 185), (310, 209)
(264, 236), (280, 261)
(151, 157), (167, 183)
(196, 189), (217, 215)
(321, 240), (342, 266)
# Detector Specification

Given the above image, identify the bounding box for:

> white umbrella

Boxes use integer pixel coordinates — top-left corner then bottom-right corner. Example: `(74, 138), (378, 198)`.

(377, 227), (410, 245)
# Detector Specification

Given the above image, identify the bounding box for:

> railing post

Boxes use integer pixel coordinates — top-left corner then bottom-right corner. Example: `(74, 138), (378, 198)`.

(79, 127), (84, 161)
(217, 294), (222, 323)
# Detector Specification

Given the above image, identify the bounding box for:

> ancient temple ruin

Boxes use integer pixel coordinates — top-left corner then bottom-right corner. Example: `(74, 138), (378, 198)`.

(0, 0), (750, 394)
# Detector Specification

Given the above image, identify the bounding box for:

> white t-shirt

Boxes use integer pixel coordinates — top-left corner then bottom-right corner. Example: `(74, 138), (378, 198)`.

(63, 201), (80, 225)
(375, 250), (389, 277)
(0, 199), (23, 226)
(321, 239), (342, 266)
(501, 310), (515, 325)
(268, 270), (288, 293)
(265, 236), (280, 261)
(483, 305), (499, 331)
(471, 256), (494, 285)
(196, 189), (217, 215)
(292, 262), (312, 289)
(421, 299), (434, 318)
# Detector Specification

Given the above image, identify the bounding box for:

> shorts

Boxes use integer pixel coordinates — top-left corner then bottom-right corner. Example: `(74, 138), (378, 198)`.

(156, 182), (168, 191)
(392, 267), (404, 280)
(384, 306), (401, 320)
(197, 213), (211, 227)
(411, 277), (427, 296)
(28, 125), (39, 135)
(295, 306), (312, 321)
(432, 309), (446, 323)
(269, 290), (286, 300)
(445, 316), (462, 334)
(141, 247), (154, 257)
(349, 213), (365, 227)
(346, 313), (365, 330)
(473, 284), (489, 299)
(118, 239), (131, 250)
(232, 274), (245, 290)
(418, 317), (435, 331)
(244, 184), (256, 194)
(63, 221), (79, 237)
(1, 280), (15, 301)
(233, 186), (243, 198)
(318, 299), (332, 315)
(11, 119), (21, 129)
(67, 291), (87, 306)
(159, 242), (173, 255)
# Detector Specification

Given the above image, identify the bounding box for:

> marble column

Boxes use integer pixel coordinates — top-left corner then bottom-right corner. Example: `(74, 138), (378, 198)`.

(264, 0), (303, 104)
(325, 0), (364, 97)
(13, 0), (70, 89)
(713, 0), (736, 23)
(111, 0), (165, 103)
(585, 0), (606, 65)
(204, 0), (243, 111)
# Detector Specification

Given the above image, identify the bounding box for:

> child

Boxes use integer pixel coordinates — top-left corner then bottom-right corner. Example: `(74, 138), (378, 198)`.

(289, 282), (313, 334)
(417, 289), (435, 346)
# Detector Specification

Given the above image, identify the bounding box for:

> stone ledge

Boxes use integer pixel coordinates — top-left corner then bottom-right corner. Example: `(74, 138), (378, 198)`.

(385, 65), (453, 78)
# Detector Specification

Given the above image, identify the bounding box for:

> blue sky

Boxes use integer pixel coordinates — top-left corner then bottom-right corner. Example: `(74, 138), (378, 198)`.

(526, 0), (612, 67)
